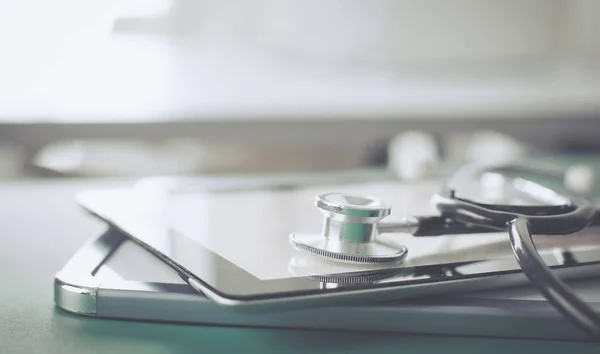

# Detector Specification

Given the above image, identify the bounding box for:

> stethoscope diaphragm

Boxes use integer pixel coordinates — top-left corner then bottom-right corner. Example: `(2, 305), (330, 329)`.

(289, 193), (409, 264)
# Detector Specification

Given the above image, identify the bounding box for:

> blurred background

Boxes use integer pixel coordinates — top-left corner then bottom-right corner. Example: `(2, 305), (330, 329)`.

(1, 0), (600, 180)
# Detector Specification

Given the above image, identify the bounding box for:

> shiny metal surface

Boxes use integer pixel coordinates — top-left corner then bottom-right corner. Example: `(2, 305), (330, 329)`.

(316, 193), (391, 219)
(378, 217), (420, 234)
(191, 262), (600, 311)
(56, 228), (600, 341)
(508, 218), (600, 340)
(289, 232), (408, 264)
(289, 193), (409, 264)
(54, 279), (97, 315)
(53, 228), (123, 315)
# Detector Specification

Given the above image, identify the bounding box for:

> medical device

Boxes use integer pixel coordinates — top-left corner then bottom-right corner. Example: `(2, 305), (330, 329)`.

(290, 162), (600, 340)
(76, 162), (600, 340)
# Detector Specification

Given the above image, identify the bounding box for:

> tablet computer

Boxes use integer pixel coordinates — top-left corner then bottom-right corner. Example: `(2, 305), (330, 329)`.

(54, 227), (600, 341)
(75, 172), (600, 310)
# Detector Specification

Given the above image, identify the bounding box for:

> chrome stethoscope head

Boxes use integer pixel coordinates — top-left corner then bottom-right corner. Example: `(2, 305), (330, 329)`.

(289, 193), (411, 264)
(289, 162), (599, 265)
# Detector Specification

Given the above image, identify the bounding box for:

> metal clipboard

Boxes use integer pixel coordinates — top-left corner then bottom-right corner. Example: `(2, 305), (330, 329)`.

(54, 227), (600, 342)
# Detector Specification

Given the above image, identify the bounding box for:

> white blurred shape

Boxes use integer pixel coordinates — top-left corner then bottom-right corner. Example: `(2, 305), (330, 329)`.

(480, 172), (507, 203)
(564, 164), (596, 195)
(32, 139), (205, 176)
(464, 131), (529, 163)
(388, 131), (439, 180)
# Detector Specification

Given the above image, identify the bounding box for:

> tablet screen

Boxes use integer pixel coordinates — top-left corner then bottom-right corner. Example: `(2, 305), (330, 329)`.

(165, 180), (514, 280)
(77, 173), (600, 302)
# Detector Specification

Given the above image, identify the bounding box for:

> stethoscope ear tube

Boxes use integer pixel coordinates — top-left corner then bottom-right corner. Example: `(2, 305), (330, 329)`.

(508, 218), (600, 341)
(433, 189), (597, 235)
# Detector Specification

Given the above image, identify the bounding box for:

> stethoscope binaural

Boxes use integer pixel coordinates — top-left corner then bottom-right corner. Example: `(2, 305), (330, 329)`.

(289, 162), (600, 340)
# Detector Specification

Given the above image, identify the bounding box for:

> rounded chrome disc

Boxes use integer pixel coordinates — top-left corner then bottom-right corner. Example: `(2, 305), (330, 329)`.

(289, 232), (408, 264)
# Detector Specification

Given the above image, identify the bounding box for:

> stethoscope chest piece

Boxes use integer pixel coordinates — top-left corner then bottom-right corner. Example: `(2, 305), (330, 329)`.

(289, 193), (408, 264)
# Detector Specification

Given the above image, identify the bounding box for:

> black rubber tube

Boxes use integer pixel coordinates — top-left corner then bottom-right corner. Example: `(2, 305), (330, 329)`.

(508, 217), (600, 341)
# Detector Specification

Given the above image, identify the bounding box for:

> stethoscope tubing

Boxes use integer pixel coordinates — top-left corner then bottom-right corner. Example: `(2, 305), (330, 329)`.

(293, 160), (600, 340)
(508, 218), (600, 340)
(432, 162), (600, 340)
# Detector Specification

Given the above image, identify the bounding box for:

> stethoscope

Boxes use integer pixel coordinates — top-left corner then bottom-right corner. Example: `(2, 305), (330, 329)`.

(289, 161), (600, 340)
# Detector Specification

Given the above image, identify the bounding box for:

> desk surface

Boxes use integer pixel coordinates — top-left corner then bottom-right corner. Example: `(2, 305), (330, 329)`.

(1, 177), (599, 353)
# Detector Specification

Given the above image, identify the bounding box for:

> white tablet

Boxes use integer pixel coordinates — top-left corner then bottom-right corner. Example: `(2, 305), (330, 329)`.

(74, 171), (600, 309)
